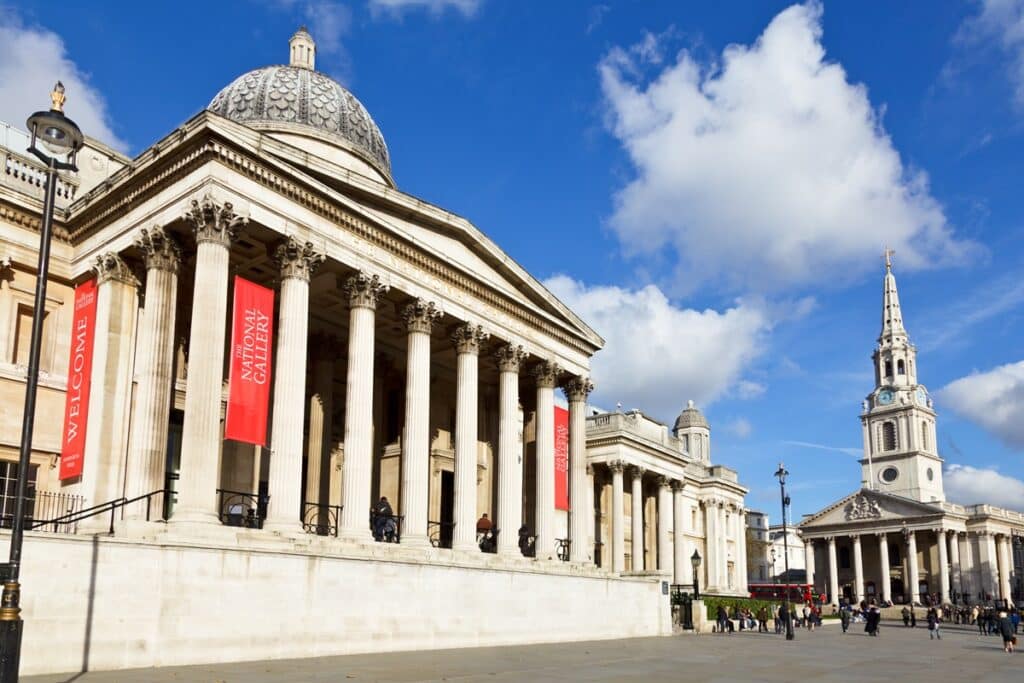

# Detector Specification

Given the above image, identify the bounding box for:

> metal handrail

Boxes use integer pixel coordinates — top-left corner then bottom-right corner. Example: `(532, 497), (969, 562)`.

(217, 489), (267, 529)
(26, 489), (170, 534)
(555, 537), (571, 562)
(428, 520), (455, 549)
(302, 501), (342, 537)
(370, 513), (403, 543)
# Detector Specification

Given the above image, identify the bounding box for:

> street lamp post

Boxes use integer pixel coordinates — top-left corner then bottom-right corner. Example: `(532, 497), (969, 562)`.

(0, 83), (84, 683)
(691, 550), (701, 600)
(770, 547), (777, 584)
(774, 462), (795, 641)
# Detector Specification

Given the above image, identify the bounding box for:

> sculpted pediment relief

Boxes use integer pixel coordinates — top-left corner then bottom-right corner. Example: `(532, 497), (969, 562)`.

(800, 489), (941, 529)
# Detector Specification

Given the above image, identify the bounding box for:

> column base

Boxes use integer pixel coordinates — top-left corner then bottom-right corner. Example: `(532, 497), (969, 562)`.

(452, 540), (479, 554)
(338, 528), (373, 544)
(112, 518), (166, 540)
(169, 508), (222, 526)
(262, 519), (304, 535)
(401, 534), (432, 550)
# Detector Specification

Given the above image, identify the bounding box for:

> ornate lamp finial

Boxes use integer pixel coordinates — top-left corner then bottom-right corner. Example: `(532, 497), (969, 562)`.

(50, 81), (66, 113)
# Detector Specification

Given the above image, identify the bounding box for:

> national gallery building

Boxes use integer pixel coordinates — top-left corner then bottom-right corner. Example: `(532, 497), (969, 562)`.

(0, 30), (747, 676)
(799, 258), (1024, 608)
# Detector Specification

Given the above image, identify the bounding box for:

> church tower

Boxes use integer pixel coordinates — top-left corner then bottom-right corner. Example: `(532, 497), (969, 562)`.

(859, 251), (944, 502)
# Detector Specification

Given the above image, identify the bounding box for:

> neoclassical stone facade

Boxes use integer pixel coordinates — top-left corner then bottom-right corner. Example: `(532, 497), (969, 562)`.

(800, 257), (1024, 607)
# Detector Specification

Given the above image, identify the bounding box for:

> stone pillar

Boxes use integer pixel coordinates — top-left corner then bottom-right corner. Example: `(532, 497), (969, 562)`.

(124, 228), (180, 518)
(264, 240), (323, 532)
(878, 532), (892, 605)
(304, 334), (336, 529)
(948, 531), (962, 601)
(718, 504), (729, 588)
(852, 534), (864, 603)
(0, 260), (13, 363)
(997, 535), (1013, 603)
(736, 508), (748, 594)
(610, 460), (625, 573)
(79, 253), (139, 529)
(804, 539), (816, 592)
(703, 500), (718, 590)
(630, 466), (645, 571)
(564, 376), (593, 563)
(172, 195), (246, 525)
(981, 531), (999, 599)
(906, 528), (921, 604)
(936, 528), (950, 605)
(495, 343), (526, 556)
(672, 481), (687, 585)
(656, 476), (671, 573)
(827, 536), (839, 606)
(585, 464), (596, 561)
(338, 272), (388, 542)
(452, 323), (488, 553)
(399, 299), (442, 548)
(533, 361), (560, 560)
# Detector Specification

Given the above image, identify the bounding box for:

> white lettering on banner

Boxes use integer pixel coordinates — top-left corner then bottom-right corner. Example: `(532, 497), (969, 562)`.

(238, 307), (270, 385)
(65, 304), (92, 444)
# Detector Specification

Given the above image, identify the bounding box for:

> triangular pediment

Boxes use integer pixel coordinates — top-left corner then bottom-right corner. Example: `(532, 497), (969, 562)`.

(799, 488), (943, 529)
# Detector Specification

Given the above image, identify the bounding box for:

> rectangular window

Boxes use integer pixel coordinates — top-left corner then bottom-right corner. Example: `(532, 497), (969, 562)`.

(0, 461), (38, 528)
(12, 304), (50, 371)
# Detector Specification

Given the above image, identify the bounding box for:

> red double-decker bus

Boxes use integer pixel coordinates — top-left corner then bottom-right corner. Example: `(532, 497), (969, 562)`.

(748, 583), (822, 604)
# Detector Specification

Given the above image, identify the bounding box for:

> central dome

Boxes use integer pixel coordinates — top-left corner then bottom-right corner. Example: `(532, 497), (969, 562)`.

(207, 29), (391, 183)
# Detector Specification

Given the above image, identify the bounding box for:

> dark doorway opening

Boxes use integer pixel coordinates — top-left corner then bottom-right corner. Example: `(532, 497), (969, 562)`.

(439, 470), (454, 548)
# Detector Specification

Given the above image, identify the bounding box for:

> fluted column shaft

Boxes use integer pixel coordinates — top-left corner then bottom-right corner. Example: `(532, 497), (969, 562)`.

(805, 540), (816, 592)
(937, 529), (950, 604)
(565, 377), (592, 563)
(737, 509), (748, 594)
(878, 533), (892, 604)
(704, 502), (718, 590)
(173, 196), (246, 525)
(305, 339), (334, 518)
(827, 537), (839, 606)
(611, 462), (625, 572)
(948, 532), (961, 599)
(630, 467), (645, 570)
(585, 465), (595, 561)
(656, 478), (671, 572)
(124, 229), (179, 517)
(997, 535), (1013, 602)
(452, 324), (487, 552)
(907, 530), (921, 604)
(672, 482), (687, 585)
(852, 535), (864, 602)
(532, 362), (559, 560)
(496, 344), (525, 556)
(265, 240), (322, 532)
(718, 505), (729, 587)
(339, 273), (387, 541)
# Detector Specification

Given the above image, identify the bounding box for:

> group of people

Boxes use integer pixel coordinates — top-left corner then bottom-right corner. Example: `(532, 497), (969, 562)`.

(713, 603), (823, 634)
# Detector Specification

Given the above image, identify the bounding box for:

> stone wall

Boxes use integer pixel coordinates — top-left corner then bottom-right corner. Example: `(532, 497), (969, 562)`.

(8, 530), (670, 676)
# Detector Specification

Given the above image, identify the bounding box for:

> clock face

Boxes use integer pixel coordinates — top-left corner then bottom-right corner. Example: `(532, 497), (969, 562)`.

(877, 389), (894, 406)
(915, 388), (927, 405)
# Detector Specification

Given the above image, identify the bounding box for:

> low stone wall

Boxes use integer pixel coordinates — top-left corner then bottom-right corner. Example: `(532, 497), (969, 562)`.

(6, 528), (670, 676)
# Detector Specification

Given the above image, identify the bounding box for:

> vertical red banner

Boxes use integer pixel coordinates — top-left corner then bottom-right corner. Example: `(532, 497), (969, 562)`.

(60, 278), (98, 481)
(554, 405), (569, 510)
(224, 276), (274, 446)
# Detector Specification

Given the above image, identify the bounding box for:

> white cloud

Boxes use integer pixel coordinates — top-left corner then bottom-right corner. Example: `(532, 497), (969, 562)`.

(937, 360), (1024, 449)
(599, 1), (978, 294)
(956, 0), (1024, 107)
(0, 10), (125, 150)
(726, 417), (753, 438)
(303, 1), (353, 55)
(945, 464), (1024, 511)
(783, 440), (861, 458)
(369, 0), (481, 17)
(736, 380), (766, 399)
(544, 275), (770, 421)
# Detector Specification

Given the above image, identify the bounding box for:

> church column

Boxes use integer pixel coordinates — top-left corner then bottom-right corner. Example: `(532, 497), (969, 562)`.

(495, 344), (526, 556)
(906, 528), (921, 604)
(804, 539), (816, 592)
(564, 377), (593, 563)
(533, 361), (560, 560)
(703, 500), (718, 590)
(997, 534), (1013, 603)
(656, 476), (672, 573)
(304, 334), (335, 530)
(877, 532), (892, 605)
(452, 323), (488, 553)
(399, 299), (442, 548)
(852, 534), (864, 603)
(737, 508), (748, 594)
(338, 273), (388, 542)
(610, 460), (625, 572)
(719, 504), (729, 588)
(124, 228), (179, 517)
(172, 195), (247, 525)
(264, 240), (323, 532)
(827, 536), (840, 606)
(672, 480), (687, 585)
(947, 530), (962, 601)
(630, 466), (645, 570)
(79, 253), (139, 529)
(936, 528), (950, 605)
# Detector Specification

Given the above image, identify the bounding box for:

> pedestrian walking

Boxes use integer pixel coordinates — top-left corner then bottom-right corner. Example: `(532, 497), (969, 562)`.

(902, 606), (911, 627)
(998, 611), (1016, 653)
(910, 607), (917, 628)
(927, 607), (941, 640)
(840, 607), (850, 634)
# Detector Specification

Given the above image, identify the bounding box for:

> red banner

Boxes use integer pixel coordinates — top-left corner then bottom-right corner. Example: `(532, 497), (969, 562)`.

(60, 278), (98, 480)
(224, 276), (274, 446)
(554, 405), (569, 510)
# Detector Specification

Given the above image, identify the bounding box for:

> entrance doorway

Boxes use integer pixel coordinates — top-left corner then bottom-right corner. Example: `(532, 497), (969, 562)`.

(438, 470), (454, 548)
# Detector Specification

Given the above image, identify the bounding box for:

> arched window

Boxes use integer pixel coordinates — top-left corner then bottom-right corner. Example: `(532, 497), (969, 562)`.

(897, 359), (905, 375)
(882, 422), (897, 451)
(921, 422), (928, 451)
(884, 360), (893, 377)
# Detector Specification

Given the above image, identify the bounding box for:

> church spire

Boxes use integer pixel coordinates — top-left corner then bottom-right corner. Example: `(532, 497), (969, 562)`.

(879, 247), (907, 344)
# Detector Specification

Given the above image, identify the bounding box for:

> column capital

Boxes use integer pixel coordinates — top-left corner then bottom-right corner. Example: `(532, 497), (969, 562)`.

(875, 531), (888, 539)
(825, 535), (835, 543)
(850, 533), (861, 541)
(274, 237), (324, 282)
(608, 459), (625, 474)
(135, 227), (181, 273)
(585, 463), (595, 476)
(94, 252), (139, 287)
(655, 474), (672, 489)
(402, 298), (442, 334)
(185, 193), (247, 247)
(495, 343), (526, 373)
(345, 272), (389, 310)
(562, 376), (594, 402)
(630, 465), (646, 479)
(452, 322), (489, 355)
(533, 361), (562, 388)
(671, 479), (686, 492)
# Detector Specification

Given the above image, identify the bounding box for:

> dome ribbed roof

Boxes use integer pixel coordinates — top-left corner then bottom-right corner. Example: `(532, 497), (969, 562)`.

(208, 49), (391, 182)
(673, 400), (708, 431)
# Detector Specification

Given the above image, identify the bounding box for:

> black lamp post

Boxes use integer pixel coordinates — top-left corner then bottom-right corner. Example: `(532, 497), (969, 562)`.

(770, 547), (777, 584)
(0, 83), (83, 683)
(691, 549), (701, 600)
(774, 462), (795, 641)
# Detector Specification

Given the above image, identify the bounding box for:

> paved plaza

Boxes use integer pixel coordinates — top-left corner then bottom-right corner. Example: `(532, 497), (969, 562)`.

(23, 621), (1022, 683)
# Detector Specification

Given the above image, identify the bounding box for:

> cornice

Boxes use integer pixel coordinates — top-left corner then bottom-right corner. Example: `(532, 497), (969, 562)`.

(0, 199), (71, 242)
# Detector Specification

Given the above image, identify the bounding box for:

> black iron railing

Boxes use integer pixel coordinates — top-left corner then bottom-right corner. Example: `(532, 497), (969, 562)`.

(594, 541), (604, 568)
(555, 538), (571, 562)
(217, 489), (267, 529)
(428, 520), (455, 549)
(302, 501), (342, 537)
(24, 489), (168, 534)
(477, 528), (498, 553)
(0, 490), (86, 534)
(371, 513), (403, 543)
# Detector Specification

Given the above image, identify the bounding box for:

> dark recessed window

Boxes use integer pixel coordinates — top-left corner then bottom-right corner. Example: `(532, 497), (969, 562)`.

(881, 467), (899, 483)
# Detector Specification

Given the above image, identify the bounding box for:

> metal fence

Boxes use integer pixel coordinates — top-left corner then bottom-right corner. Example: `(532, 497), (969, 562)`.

(0, 490), (86, 534)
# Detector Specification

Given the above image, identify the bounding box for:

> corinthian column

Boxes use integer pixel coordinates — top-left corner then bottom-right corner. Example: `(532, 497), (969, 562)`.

(304, 333), (336, 531)
(997, 535), (1012, 603)
(338, 272), (388, 542)
(610, 460), (625, 572)
(630, 466), (645, 571)
(264, 239), (323, 533)
(672, 480), (687, 585)
(563, 376), (593, 563)
(495, 343), (525, 556)
(877, 532), (892, 604)
(399, 299), (442, 548)
(452, 323), (488, 553)
(124, 228), (180, 519)
(852, 534), (864, 603)
(948, 531), (962, 601)
(533, 360), (560, 560)
(656, 476), (672, 573)
(906, 529), (921, 604)
(937, 528), (950, 605)
(172, 195), (247, 526)
(827, 536), (839, 606)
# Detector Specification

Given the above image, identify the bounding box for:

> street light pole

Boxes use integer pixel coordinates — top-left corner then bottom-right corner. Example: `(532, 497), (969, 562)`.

(0, 83), (83, 683)
(775, 462), (795, 641)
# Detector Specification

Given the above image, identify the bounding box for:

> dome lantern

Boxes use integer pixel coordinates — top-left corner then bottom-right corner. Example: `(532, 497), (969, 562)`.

(289, 26), (316, 70)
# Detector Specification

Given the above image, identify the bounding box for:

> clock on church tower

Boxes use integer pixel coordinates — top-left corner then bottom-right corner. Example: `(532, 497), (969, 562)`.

(859, 251), (944, 503)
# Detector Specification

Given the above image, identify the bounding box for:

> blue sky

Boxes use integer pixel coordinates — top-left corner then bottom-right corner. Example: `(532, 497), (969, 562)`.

(2, 0), (1024, 519)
